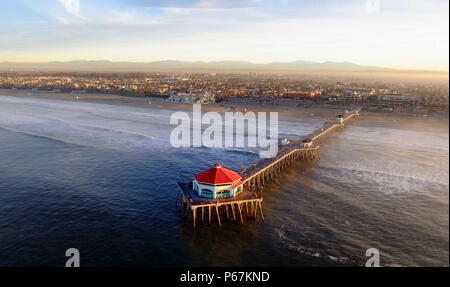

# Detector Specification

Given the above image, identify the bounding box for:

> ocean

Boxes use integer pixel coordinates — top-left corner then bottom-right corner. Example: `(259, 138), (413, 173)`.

(0, 95), (448, 266)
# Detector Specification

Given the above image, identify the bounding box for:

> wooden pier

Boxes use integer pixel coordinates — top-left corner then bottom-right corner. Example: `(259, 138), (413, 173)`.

(177, 107), (361, 227)
(176, 182), (264, 227)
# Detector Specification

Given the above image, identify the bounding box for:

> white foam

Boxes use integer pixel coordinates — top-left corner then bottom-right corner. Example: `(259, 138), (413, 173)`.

(319, 125), (449, 193)
(0, 95), (318, 152)
(0, 96), (174, 150)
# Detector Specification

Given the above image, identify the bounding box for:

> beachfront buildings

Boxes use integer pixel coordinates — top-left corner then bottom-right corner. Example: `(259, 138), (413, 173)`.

(281, 89), (322, 100)
(192, 163), (244, 199)
(0, 72), (447, 114)
(167, 91), (216, 104)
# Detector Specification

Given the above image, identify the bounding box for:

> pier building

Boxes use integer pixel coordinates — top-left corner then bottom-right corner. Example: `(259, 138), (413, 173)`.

(193, 163), (244, 199)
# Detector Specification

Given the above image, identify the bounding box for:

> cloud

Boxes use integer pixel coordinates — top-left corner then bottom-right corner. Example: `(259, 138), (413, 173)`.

(2, 0), (447, 70)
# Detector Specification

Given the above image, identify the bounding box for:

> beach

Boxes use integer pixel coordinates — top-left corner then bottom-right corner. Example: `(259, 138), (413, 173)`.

(1, 88), (446, 123)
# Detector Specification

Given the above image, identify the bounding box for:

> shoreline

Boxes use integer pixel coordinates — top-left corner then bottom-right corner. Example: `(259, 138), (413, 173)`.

(0, 88), (448, 133)
(0, 88), (348, 117)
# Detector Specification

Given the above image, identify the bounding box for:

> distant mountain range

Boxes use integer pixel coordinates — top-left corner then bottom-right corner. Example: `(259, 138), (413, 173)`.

(0, 60), (440, 73)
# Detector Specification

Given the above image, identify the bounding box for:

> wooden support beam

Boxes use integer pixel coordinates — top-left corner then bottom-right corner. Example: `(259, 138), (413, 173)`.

(238, 203), (244, 224)
(259, 201), (264, 222)
(202, 207), (205, 223)
(215, 205), (222, 227)
(192, 208), (196, 228)
(231, 204), (237, 222)
(184, 201), (190, 217)
(181, 195), (186, 211)
(209, 206), (212, 224)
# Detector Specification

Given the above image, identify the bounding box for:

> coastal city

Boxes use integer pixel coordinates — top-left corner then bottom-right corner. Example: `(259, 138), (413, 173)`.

(0, 72), (448, 115)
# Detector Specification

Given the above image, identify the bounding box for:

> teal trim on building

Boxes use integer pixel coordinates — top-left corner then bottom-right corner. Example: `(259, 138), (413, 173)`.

(193, 178), (243, 199)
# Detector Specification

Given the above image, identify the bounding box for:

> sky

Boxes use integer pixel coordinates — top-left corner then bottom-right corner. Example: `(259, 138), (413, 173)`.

(0, 0), (448, 71)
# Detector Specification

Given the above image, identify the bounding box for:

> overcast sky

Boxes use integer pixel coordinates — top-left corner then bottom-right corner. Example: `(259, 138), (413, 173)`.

(0, 0), (448, 71)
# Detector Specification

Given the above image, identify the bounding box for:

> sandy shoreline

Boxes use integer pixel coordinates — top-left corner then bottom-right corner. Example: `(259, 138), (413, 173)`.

(1, 88), (448, 132)
(0, 88), (345, 117)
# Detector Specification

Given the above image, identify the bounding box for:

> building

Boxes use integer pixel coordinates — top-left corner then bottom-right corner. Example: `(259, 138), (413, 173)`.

(282, 90), (321, 100)
(192, 163), (244, 199)
(168, 92), (216, 104)
(377, 93), (414, 103)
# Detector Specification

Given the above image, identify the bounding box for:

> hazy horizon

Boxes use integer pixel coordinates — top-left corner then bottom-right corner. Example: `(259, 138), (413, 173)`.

(1, 59), (449, 75)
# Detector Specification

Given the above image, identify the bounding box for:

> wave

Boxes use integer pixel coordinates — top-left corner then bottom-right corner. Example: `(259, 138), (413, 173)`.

(317, 164), (449, 194)
(275, 226), (362, 266)
(0, 125), (90, 148)
(0, 96), (172, 151)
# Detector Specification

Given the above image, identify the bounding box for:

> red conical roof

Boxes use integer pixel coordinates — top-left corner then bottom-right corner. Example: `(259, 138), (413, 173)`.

(194, 163), (242, 185)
